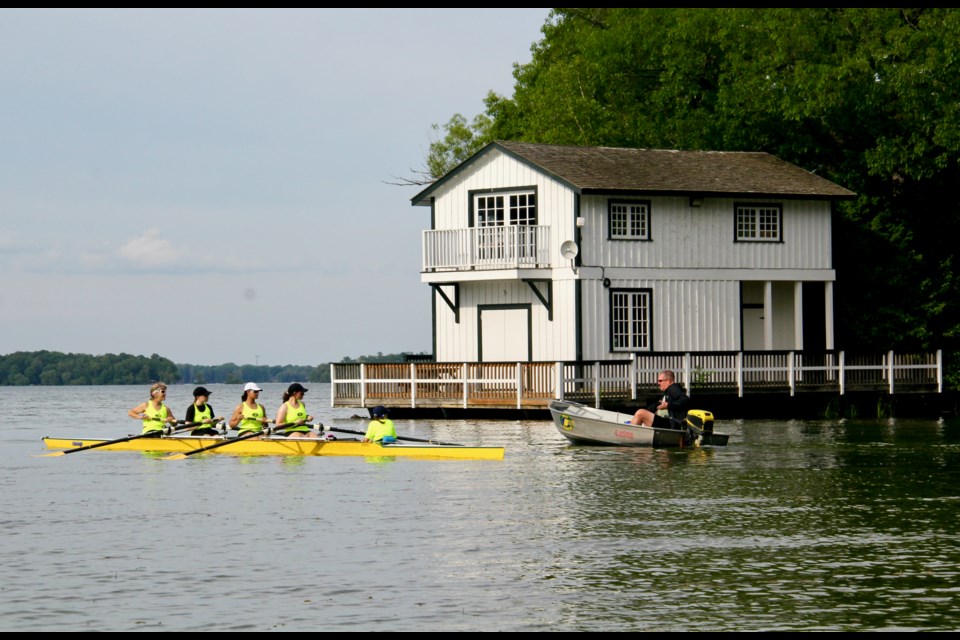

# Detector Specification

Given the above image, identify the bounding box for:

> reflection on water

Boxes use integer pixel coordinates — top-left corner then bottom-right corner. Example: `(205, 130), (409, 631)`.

(2, 385), (959, 631)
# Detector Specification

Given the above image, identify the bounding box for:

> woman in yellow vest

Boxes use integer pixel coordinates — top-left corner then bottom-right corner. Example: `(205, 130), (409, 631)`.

(228, 382), (270, 438)
(363, 405), (397, 443)
(273, 382), (321, 438)
(127, 382), (178, 436)
(184, 386), (224, 436)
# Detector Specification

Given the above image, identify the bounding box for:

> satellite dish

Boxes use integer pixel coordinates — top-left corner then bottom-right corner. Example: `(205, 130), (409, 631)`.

(560, 240), (579, 260)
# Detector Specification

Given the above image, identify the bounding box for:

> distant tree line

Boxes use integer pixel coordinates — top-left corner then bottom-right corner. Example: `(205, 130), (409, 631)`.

(182, 352), (429, 385)
(0, 351), (180, 386)
(0, 351), (431, 386)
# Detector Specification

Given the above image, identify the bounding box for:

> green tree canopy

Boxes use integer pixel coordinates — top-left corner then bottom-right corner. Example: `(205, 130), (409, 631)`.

(425, 8), (960, 386)
(0, 351), (180, 386)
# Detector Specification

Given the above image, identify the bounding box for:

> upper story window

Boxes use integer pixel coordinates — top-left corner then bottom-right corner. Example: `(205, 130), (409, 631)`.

(736, 203), (782, 242)
(475, 190), (537, 227)
(609, 200), (650, 240)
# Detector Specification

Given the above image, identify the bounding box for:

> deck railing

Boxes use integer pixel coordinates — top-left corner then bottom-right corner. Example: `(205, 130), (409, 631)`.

(422, 225), (551, 271)
(330, 350), (943, 410)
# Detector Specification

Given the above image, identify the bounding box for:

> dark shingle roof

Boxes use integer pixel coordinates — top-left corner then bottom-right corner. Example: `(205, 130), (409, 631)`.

(411, 141), (856, 205)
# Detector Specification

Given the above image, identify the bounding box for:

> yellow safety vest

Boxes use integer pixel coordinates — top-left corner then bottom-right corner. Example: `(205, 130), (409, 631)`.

(239, 403), (266, 435)
(142, 402), (169, 434)
(279, 400), (310, 434)
(364, 418), (397, 442)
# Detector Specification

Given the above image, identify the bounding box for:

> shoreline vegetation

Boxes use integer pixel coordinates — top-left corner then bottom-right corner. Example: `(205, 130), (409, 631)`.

(0, 350), (428, 386)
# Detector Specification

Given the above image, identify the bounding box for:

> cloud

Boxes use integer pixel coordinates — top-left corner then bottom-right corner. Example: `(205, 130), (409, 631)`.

(118, 227), (183, 268)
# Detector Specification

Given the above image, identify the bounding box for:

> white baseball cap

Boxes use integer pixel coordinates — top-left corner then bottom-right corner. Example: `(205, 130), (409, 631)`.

(243, 382), (262, 392)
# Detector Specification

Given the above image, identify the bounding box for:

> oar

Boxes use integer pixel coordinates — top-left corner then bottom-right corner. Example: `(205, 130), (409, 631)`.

(39, 421), (205, 457)
(163, 421), (296, 460)
(322, 425), (464, 447)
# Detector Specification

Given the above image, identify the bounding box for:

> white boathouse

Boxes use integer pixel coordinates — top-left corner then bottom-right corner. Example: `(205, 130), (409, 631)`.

(330, 142), (943, 417)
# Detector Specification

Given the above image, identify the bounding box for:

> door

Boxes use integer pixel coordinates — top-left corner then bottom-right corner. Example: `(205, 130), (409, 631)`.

(479, 305), (531, 362)
(741, 281), (765, 350)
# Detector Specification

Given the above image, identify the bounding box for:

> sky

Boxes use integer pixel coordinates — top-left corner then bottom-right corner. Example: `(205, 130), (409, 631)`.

(0, 8), (551, 367)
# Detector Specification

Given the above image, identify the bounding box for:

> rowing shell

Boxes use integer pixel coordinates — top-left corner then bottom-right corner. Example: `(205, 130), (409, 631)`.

(42, 435), (504, 461)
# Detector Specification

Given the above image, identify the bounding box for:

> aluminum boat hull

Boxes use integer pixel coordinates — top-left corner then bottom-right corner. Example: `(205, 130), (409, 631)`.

(548, 400), (729, 448)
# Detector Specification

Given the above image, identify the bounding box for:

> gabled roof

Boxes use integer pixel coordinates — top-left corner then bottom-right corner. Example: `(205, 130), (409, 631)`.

(411, 141), (856, 206)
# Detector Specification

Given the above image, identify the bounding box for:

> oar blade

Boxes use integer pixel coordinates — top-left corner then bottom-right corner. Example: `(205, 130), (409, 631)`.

(165, 452), (189, 460)
(34, 451), (66, 457)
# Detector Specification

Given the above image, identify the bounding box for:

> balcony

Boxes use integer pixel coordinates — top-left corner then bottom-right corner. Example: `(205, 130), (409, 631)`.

(422, 225), (551, 272)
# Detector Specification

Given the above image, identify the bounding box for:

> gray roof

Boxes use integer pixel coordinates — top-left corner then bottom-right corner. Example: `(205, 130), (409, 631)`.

(412, 141), (856, 205)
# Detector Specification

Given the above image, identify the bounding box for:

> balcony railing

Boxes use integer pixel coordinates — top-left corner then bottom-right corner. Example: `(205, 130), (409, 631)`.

(330, 350), (944, 411)
(422, 225), (551, 271)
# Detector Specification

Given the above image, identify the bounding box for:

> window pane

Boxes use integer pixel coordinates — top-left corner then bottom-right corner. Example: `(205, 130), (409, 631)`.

(610, 201), (649, 239)
(476, 192), (536, 228)
(611, 290), (650, 351)
(736, 204), (780, 242)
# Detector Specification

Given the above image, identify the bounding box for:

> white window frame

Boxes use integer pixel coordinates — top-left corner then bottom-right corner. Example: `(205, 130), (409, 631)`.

(610, 289), (652, 352)
(473, 189), (538, 263)
(735, 203), (782, 242)
(609, 200), (651, 240)
(475, 190), (537, 228)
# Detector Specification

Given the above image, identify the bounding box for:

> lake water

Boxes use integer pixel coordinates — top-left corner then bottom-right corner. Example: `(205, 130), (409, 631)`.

(3, 383), (959, 631)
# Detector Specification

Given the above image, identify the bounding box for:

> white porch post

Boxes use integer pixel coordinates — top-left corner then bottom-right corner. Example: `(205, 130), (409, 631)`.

(794, 282), (803, 350)
(825, 281), (835, 350)
(410, 363), (417, 409)
(360, 363), (366, 408)
(764, 281), (773, 350)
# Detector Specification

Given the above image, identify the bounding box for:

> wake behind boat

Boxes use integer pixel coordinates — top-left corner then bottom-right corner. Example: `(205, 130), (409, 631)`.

(548, 400), (730, 448)
(41, 434), (504, 461)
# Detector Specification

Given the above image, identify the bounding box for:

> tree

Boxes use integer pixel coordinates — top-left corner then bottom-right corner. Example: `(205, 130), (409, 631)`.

(422, 8), (960, 387)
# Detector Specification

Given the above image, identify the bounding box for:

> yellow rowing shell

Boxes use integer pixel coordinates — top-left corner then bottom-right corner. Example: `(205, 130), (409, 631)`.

(42, 436), (504, 460)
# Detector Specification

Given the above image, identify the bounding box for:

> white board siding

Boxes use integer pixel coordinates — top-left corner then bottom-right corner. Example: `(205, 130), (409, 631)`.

(578, 278), (743, 358)
(434, 278), (580, 363)
(578, 196), (832, 273)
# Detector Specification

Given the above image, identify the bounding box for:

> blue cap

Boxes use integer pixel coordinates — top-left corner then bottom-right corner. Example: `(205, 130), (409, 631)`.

(372, 405), (388, 418)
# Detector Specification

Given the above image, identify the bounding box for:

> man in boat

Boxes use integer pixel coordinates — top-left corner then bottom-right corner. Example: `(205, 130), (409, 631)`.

(363, 405), (397, 443)
(630, 370), (691, 434)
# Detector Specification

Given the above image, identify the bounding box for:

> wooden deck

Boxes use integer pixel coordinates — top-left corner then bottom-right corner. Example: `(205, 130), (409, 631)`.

(330, 350), (944, 413)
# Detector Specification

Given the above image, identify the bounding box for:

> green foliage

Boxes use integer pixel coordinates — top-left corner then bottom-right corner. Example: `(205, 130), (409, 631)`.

(690, 366), (711, 389)
(0, 351), (179, 386)
(178, 363), (329, 385)
(423, 7), (960, 389)
(876, 396), (895, 419)
(822, 397), (841, 419)
(426, 113), (493, 178)
(337, 351), (432, 364)
(0, 351), (431, 386)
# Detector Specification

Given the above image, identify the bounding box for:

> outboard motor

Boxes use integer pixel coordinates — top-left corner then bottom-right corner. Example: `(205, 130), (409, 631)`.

(685, 409), (714, 434)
